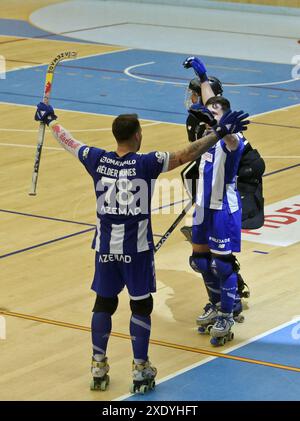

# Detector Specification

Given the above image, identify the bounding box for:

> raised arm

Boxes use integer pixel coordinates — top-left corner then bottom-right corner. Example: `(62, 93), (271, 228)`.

(166, 109), (250, 172)
(35, 102), (84, 157)
(167, 131), (217, 171)
(183, 56), (215, 105)
(49, 121), (84, 157)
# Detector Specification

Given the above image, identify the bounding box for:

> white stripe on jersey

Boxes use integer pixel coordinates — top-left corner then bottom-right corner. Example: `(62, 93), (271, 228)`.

(137, 219), (150, 252)
(196, 139), (242, 212)
(210, 143), (226, 210)
(226, 183), (239, 213)
(95, 217), (101, 252)
(195, 156), (206, 207)
(109, 224), (125, 254)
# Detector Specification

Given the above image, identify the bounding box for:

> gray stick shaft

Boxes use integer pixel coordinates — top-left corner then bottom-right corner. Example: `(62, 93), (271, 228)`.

(29, 122), (46, 195)
(154, 199), (193, 253)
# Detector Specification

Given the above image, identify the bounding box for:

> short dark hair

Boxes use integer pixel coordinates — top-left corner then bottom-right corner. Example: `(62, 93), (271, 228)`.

(112, 114), (140, 142)
(205, 96), (231, 112)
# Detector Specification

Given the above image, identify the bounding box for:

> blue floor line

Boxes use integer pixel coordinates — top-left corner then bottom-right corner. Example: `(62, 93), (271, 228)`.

(0, 208), (96, 227)
(0, 228), (95, 259)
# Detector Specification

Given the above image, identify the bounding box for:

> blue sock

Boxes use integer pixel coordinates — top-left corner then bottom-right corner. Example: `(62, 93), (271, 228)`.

(190, 254), (221, 304)
(91, 312), (112, 358)
(220, 272), (237, 314)
(202, 271), (221, 305)
(130, 314), (151, 362)
(234, 293), (242, 314)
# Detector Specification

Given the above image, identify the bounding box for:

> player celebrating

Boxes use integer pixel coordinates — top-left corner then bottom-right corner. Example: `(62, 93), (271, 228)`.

(183, 56), (253, 346)
(182, 69), (265, 325)
(34, 101), (249, 388)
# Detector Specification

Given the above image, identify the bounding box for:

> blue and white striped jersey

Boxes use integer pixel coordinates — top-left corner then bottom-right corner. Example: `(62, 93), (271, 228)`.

(196, 133), (245, 213)
(78, 146), (169, 254)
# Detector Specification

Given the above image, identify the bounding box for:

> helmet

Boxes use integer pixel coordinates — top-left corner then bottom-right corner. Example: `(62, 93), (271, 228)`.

(188, 76), (223, 97)
(185, 76), (223, 109)
(207, 76), (223, 96)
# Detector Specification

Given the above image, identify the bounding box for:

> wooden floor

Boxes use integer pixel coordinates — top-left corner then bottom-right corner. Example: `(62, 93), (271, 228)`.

(0, 0), (300, 401)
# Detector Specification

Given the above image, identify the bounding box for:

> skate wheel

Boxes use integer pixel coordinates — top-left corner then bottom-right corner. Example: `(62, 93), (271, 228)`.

(198, 326), (206, 334)
(207, 325), (213, 333)
(90, 375), (109, 391)
(149, 380), (155, 390)
(140, 385), (148, 394)
(220, 337), (226, 346)
(235, 314), (245, 323)
(100, 375), (110, 391)
(90, 380), (96, 391)
(229, 332), (234, 341)
(210, 337), (219, 346)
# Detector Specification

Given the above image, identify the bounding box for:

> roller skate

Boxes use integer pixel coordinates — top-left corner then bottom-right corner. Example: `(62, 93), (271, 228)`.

(180, 226), (192, 243)
(237, 274), (250, 299)
(233, 298), (245, 323)
(210, 312), (235, 347)
(90, 355), (110, 391)
(196, 302), (219, 334)
(130, 359), (157, 394)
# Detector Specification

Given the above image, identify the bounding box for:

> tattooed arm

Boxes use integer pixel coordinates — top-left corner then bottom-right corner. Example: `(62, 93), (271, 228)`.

(167, 132), (217, 171)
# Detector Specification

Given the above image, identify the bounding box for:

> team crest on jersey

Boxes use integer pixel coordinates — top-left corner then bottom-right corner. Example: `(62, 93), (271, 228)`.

(155, 151), (165, 163)
(82, 147), (90, 160)
(203, 152), (213, 162)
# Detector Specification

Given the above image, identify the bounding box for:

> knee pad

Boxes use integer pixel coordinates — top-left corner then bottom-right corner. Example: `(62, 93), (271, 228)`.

(189, 252), (211, 274)
(130, 295), (153, 317)
(211, 255), (239, 281)
(93, 295), (118, 315)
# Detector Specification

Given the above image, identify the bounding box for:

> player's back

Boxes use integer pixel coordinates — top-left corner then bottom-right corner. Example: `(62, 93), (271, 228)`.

(78, 146), (169, 254)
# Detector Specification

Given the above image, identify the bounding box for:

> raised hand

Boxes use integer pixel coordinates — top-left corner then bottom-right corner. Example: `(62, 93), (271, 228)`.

(213, 110), (250, 139)
(35, 102), (57, 126)
(183, 56), (208, 82)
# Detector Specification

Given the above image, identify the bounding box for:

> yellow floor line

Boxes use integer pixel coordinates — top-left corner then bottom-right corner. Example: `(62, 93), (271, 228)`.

(1, 309), (300, 374)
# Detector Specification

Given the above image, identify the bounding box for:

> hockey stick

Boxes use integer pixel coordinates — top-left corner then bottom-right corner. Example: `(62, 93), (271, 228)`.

(154, 199), (194, 253)
(29, 51), (77, 196)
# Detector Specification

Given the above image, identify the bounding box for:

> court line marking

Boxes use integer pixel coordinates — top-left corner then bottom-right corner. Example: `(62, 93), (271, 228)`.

(0, 98), (299, 127)
(0, 142), (63, 151)
(0, 22), (132, 47)
(0, 122), (160, 133)
(1, 310), (300, 377)
(129, 21), (300, 42)
(4, 48), (132, 73)
(116, 318), (300, 401)
(1, 142), (299, 159)
(124, 62), (300, 88)
(0, 90), (185, 117)
(0, 228), (95, 259)
(0, 208), (95, 227)
(262, 156), (300, 159)
(262, 163), (300, 177)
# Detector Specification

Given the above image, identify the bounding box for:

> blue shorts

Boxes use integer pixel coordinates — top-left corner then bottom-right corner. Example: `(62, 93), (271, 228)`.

(91, 250), (156, 299)
(192, 206), (242, 254)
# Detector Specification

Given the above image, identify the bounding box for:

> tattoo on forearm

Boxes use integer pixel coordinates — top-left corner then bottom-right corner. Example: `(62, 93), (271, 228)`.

(168, 132), (218, 171)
